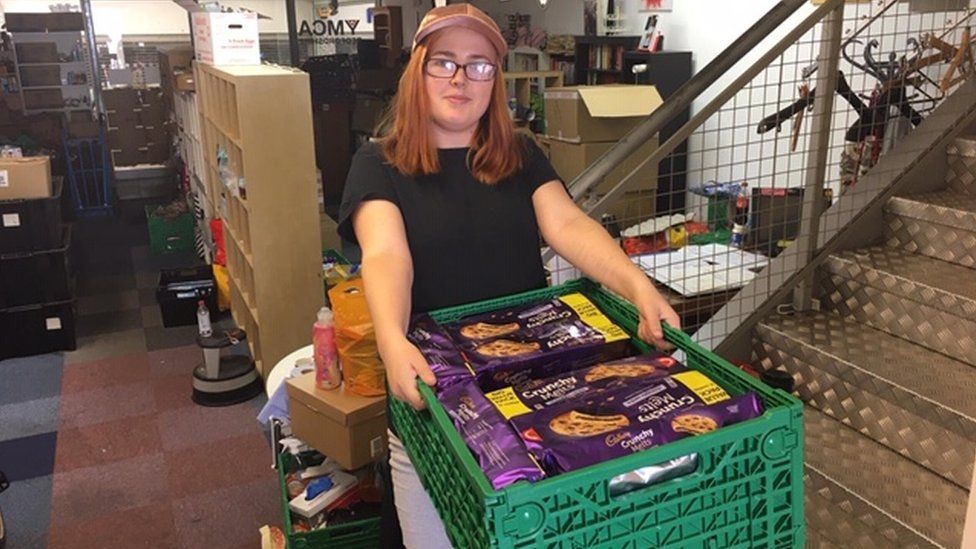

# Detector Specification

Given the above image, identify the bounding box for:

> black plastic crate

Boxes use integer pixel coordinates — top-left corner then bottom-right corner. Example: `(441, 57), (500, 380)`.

(0, 299), (76, 359)
(0, 177), (63, 254)
(156, 266), (216, 328)
(0, 225), (72, 308)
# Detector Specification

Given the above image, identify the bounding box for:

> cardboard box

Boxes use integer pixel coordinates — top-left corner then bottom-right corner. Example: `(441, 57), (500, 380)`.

(544, 135), (659, 195)
(287, 372), (387, 470)
(0, 156), (52, 200)
(192, 12), (260, 66)
(5, 12), (84, 32)
(15, 43), (60, 64)
(22, 89), (63, 110)
(544, 85), (663, 143)
(175, 73), (196, 92)
(158, 46), (195, 101)
(585, 189), (658, 229)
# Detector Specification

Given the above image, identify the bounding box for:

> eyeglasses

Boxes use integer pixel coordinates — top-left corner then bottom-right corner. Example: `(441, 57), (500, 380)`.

(425, 58), (497, 82)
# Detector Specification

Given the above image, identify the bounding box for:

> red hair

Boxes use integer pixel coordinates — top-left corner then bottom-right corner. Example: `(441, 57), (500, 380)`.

(378, 40), (523, 184)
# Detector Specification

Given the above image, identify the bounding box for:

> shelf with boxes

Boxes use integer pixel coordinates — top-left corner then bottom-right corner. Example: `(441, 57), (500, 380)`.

(195, 62), (324, 377)
(102, 87), (171, 168)
(6, 12), (94, 115)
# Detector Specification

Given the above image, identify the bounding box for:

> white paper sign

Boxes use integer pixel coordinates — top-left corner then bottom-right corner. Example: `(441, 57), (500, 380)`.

(0, 169), (8, 187)
(2, 213), (20, 227)
(46, 317), (62, 331)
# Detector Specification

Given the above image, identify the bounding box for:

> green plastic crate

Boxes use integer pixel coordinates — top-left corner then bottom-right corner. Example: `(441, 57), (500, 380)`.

(276, 451), (381, 549)
(390, 278), (805, 549)
(145, 206), (195, 254)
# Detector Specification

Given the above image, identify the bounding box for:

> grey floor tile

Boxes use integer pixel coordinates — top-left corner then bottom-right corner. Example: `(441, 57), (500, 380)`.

(0, 396), (60, 441)
(140, 304), (163, 328)
(66, 329), (147, 364)
(144, 325), (200, 352)
(75, 309), (144, 339)
(77, 290), (140, 316)
(138, 288), (158, 307)
(2, 474), (53, 549)
(0, 354), (64, 406)
(75, 273), (138, 297)
(135, 271), (159, 290)
(133, 250), (200, 274)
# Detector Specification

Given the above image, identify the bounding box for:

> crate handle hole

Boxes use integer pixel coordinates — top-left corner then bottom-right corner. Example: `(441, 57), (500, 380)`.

(608, 453), (700, 498)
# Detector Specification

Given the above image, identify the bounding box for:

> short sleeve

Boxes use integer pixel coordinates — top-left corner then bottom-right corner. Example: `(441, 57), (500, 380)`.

(337, 142), (400, 244)
(520, 136), (563, 196)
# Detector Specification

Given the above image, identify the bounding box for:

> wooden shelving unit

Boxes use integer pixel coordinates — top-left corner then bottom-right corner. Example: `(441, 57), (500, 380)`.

(373, 7), (403, 69)
(195, 63), (324, 378)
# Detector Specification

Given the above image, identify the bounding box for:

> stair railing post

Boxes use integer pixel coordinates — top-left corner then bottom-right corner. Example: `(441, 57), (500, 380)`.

(792, 4), (845, 312)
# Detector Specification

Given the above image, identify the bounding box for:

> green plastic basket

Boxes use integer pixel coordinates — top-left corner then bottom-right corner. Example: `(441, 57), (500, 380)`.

(145, 206), (194, 254)
(276, 452), (381, 549)
(390, 278), (805, 548)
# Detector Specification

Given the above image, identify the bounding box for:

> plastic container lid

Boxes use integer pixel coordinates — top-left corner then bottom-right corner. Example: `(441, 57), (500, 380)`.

(317, 306), (333, 324)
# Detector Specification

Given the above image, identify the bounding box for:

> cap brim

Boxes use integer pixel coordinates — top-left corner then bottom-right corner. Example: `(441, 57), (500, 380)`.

(413, 15), (508, 58)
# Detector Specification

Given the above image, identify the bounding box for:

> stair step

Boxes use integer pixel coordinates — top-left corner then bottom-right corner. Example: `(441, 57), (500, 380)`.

(804, 408), (968, 548)
(817, 246), (976, 366)
(884, 191), (976, 268)
(946, 135), (976, 195)
(755, 311), (976, 487)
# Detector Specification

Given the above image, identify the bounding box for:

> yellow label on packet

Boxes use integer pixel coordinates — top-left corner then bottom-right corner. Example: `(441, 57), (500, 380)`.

(672, 370), (730, 405)
(484, 387), (533, 420)
(558, 293), (629, 343)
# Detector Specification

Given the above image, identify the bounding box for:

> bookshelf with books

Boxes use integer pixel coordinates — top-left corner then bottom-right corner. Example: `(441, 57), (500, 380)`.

(573, 35), (640, 85)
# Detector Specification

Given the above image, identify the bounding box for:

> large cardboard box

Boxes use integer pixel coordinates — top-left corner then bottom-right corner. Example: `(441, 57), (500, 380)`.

(544, 85), (663, 143)
(15, 42), (59, 63)
(589, 190), (658, 229)
(0, 156), (52, 200)
(544, 135), (659, 195)
(192, 12), (260, 66)
(5, 12), (84, 32)
(287, 372), (387, 470)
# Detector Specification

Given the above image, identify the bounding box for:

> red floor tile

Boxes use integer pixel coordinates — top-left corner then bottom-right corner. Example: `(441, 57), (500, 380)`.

(48, 501), (178, 549)
(61, 353), (151, 394)
(50, 453), (168, 523)
(148, 345), (201, 379)
(58, 381), (156, 430)
(156, 402), (263, 451)
(172, 476), (280, 549)
(151, 375), (195, 412)
(164, 433), (271, 499)
(54, 413), (162, 473)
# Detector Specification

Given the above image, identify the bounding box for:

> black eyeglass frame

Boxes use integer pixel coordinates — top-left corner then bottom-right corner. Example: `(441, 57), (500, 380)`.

(424, 58), (498, 81)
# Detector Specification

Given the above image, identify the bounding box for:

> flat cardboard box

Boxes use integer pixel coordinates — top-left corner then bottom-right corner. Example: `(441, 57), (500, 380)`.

(15, 42), (60, 63)
(287, 372), (387, 470)
(543, 135), (659, 195)
(5, 12), (84, 32)
(544, 85), (663, 143)
(583, 190), (657, 229)
(192, 12), (261, 66)
(0, 156), (52, 200)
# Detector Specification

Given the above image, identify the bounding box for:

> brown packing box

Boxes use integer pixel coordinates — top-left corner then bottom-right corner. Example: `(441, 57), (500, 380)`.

(0, 156), (52, 200)
(15, 42), (60, 63)
(543, 135), (659, 195)
(287, 372), (388, 470)
(23, 89), (63, 110)
(158, 46), (194, 101)
(544, 85), (663, 143)
(592, 189), (657, 228)
(19, 65), (61, 87)
(175, 73), (196, 92)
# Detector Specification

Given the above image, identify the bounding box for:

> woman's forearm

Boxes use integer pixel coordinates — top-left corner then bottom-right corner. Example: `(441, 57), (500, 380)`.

(360, 251), (414, 349)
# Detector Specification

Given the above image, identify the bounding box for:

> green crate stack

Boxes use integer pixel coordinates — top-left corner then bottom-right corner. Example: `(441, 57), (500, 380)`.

(146, 206), (195, 254)
(276, 452), (381, 549)
(390, 278), (805, 549)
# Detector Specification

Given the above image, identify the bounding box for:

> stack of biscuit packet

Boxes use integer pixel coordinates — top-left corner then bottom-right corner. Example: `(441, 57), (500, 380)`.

(407, 293), (764, 487)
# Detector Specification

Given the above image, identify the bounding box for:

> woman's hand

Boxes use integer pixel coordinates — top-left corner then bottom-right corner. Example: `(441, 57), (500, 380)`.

(632, 284), (681, 349)
(380, 336), (437, 410)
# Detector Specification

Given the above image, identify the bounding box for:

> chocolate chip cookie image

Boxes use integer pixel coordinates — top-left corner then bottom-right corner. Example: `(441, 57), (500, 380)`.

(474, 339), (540, 357)
(671, 413), (719, 435)
(458, 321), (521, 340)
(583, 363), (658, 383)
(549, 410), (630, 437)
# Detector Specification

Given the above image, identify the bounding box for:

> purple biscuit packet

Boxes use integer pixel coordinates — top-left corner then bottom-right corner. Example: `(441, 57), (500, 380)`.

(438, 381), (546, 489)
(485, 353), (688, 418)
(514, 392), (764, 474)
(407, 315), (474, 391)
(444, 293), (633, 391)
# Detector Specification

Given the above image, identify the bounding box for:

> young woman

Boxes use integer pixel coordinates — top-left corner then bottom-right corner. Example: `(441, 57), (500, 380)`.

(337, 5), (680, 547)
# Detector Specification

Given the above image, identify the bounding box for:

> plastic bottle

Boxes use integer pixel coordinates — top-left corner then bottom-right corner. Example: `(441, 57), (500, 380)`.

(197, 300), (213, 337)
(314, 306), (341, 390)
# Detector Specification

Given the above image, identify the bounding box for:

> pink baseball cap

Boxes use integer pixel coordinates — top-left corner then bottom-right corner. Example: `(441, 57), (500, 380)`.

(412, 4), (508, 58)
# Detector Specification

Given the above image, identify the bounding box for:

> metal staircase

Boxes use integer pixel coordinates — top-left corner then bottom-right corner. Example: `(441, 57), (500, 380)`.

(753, 136), (976, 547)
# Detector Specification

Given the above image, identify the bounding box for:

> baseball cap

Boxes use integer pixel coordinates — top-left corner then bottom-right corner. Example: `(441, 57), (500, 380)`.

(413, 4), (508, 58)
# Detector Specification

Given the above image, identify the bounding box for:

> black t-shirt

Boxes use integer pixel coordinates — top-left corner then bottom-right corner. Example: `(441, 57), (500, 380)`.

(337, 138), (561, 314)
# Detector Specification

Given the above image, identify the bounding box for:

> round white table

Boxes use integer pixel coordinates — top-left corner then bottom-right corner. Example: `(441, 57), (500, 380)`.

(266, 344), (314, 396)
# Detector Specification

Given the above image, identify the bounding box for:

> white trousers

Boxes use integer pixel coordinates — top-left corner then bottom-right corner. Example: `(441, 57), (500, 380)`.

(388, 430), (453, 549)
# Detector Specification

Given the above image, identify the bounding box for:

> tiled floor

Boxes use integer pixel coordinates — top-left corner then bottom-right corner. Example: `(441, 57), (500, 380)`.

(0, 216), (278, 548)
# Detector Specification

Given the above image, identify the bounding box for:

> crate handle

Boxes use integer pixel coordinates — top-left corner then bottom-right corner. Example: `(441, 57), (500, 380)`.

(607, 453), (701, 500)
